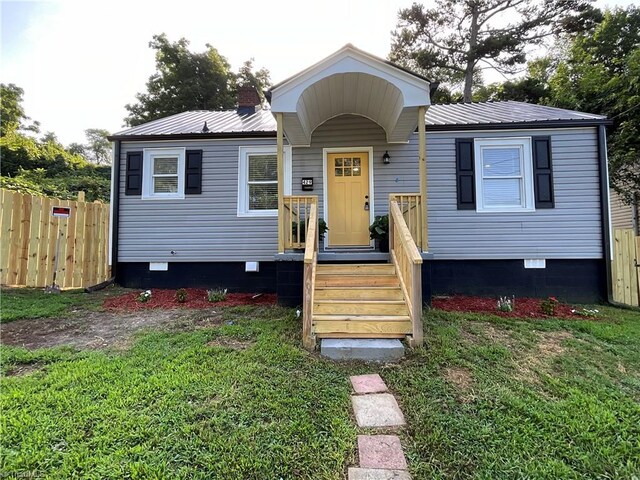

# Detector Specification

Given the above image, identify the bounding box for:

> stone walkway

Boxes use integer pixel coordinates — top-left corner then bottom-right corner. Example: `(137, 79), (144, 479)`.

(348, 374), (411, 480)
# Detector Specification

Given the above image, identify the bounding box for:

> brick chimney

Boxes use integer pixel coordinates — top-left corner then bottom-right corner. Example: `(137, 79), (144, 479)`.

(237, 86), (261, 115)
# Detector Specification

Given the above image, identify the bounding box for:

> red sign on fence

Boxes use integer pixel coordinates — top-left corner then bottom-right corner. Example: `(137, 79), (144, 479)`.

(52, 206), (71, 218)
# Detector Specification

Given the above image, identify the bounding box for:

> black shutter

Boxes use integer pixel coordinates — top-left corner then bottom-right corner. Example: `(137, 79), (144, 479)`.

(532, 136), (554, 208)
(125, 151), (143, 195)
(455, 138), (475, 210)
(185, 150), (203, 194)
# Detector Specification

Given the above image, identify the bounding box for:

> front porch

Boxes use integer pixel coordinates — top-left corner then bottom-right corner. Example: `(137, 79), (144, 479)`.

(268, 45), (433, 349)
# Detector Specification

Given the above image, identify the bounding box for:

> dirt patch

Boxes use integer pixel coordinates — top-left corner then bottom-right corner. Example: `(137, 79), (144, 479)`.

(206, 337), (254, 350)
(0, 308), (223, 350)
(5, 363), (44, 377)
(460, 322), (519, 349)
(443, 366), (475, 402)
(514, 330), (574, 383)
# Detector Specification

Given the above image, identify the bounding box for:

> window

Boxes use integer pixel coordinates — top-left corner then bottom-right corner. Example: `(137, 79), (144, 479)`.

(238, 146), (291, 216)
(474, 138), (534, 212)
(142, 148), (185, 199)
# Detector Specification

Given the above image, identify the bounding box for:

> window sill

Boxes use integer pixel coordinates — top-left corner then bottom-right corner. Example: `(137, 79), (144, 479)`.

(475, 207), (536, 213)
(237, 210), (278, 218)
(141, 194), (186, 200)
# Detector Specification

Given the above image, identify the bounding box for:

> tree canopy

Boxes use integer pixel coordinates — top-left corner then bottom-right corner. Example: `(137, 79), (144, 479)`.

(124, 34), (271, 126)
(545, 7), (640, 202)
(0, 83), (111, 201)
(390, 0), (598, 101)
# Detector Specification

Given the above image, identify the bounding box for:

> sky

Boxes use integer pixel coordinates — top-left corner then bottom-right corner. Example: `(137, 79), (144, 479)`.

(1, 0), (636, 146)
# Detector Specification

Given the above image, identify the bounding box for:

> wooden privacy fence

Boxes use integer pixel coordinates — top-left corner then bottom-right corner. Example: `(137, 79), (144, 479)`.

(612, 228), (640, 307)
(1, 189), (110, 289)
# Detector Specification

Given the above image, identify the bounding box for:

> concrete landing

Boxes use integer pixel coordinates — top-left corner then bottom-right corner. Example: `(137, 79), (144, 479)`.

(320, 339), (404, 362)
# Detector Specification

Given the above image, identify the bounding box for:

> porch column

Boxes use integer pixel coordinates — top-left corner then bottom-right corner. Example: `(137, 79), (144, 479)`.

(418, 106), (429, 251)
(277, 112), (285, 253)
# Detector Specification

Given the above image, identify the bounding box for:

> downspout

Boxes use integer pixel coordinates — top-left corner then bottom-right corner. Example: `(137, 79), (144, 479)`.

(597, 125), (614, 303)
(110, 140), (121, 282)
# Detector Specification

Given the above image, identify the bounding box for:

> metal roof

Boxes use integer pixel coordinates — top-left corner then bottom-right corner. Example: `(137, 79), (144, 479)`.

(426, 101), (607, 128)
(110, 109), (277, 139)
(109, 101), (608, 140)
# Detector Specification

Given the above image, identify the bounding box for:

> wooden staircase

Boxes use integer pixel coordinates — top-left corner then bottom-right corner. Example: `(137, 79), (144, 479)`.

(312, 263), (413, 339)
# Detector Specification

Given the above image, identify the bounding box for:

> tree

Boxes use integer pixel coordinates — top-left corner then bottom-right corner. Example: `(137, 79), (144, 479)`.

(390, 0), (596, 102)
(473, 57), (553, 102)
(84, 128), (111, 165)
(545, 6), (640, 202)
(124, 34), (271, 126)
(0, 83), (40, 136)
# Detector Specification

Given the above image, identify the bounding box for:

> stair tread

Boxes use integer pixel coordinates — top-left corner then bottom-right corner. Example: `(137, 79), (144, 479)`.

(315, 286), (402, 289)
(314, 299), (406, 304)
(313, 315), (411, 321)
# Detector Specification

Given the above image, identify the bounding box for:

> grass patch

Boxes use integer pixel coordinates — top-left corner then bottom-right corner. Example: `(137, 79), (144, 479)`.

(1, 299), (639, 478)
(384, 305), (640, 479)
(1, 307), (357, 479)
(0, 286), (131, 323)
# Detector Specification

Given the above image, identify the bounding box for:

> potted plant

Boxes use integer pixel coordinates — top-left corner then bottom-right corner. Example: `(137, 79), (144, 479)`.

(369, 215), (389, 252)
(292, 218), (328, 245)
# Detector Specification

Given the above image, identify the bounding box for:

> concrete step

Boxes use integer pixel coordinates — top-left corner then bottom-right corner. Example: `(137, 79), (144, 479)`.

(320, 338), (405, 362)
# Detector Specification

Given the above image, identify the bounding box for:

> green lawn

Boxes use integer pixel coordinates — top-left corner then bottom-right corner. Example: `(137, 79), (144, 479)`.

(1, 291), (639, 479)
(0, 288), (104, 323)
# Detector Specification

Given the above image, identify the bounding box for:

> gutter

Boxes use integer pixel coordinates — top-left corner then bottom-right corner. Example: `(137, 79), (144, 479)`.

(110, 140), (121, 282)
(597, 125), (614, 304)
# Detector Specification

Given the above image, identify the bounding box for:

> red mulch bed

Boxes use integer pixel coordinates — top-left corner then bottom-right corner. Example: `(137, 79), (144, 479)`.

(104, 288), (277, 312)
(432, 295), (579, 319)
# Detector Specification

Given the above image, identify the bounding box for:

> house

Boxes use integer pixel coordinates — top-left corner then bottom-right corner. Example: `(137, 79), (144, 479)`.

(108, 44), (612, 349)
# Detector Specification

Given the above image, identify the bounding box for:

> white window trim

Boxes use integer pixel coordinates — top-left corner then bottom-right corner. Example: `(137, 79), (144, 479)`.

(237, 145), (291, 217)
(142, 148), (186, 200)
(474, 137), (535, 213)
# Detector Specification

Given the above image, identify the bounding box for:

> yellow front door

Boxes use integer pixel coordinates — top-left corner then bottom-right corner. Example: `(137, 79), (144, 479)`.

(327, 152), (370, 246)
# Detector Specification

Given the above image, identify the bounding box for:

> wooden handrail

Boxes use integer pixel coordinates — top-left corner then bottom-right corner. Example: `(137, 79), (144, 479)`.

(302, 202), (318, 349)
(283, 195), (317, 250)
(389, 199), (423, 347)
(389, 193), (425, 251)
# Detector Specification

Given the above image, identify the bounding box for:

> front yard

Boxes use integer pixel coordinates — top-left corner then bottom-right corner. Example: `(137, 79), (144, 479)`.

(1, 288), (639, 479)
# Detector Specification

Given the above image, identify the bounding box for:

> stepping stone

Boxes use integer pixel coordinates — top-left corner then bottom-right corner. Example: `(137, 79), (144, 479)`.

(352, 393), (406, 428)
(351, 374), (388, 394)
(358, 435), (407, 470)
(348, 467), (412, 480)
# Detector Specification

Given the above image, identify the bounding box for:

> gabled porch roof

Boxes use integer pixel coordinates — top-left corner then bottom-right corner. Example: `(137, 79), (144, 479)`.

(268, 44), (433, 147)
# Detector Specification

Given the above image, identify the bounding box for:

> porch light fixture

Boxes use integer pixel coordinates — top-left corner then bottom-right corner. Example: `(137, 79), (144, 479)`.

(382, 151), (391, 164)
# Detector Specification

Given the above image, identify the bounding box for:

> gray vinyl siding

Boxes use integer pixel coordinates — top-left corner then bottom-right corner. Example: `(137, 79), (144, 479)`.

(117, 116), (603, 262)
(610, 189), (636, 231)
(118, 138), (279, 262)
(426, 127), (603, 259)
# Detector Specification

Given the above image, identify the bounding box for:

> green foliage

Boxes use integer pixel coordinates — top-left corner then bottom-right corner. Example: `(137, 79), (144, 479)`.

(125, 34), (271, 126)
(175, 288), (188, 303)
(291, 218), (329, 243)
(0, 86), (111, 202)
(83, 128), (111, 165)
(206, 288), (228, 303)
(545, 7), (640, 202)
(369, 214), (389, 240)
(390, 0), (595, 101)
(0, 83), (40, 136)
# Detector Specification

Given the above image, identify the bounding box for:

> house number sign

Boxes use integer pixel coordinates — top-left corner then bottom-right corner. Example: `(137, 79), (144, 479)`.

(301, 178), (314, 191)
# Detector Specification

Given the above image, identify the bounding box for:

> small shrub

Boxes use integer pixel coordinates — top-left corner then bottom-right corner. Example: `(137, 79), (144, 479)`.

(540, 296), (559, 316)
(497, 296), (514, 312)
(175, 288), (188, 303)
(137, 290), (152, 303)
(207, 288), (228, 303)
